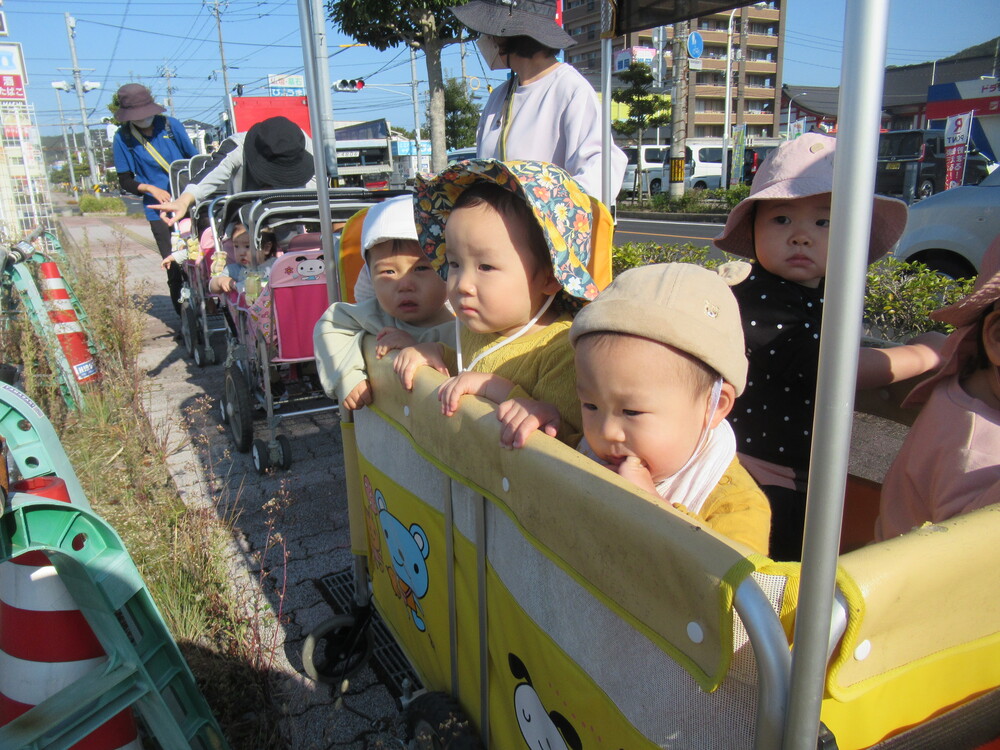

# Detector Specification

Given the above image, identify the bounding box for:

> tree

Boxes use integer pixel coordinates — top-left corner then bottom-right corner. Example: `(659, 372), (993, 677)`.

(328, 0), (468, 172)
(432, 77), (479, 150)
(612, 63), (671, 199)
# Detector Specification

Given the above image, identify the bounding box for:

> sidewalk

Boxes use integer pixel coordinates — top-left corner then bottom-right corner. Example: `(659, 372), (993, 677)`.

(55, 201), (401, 749)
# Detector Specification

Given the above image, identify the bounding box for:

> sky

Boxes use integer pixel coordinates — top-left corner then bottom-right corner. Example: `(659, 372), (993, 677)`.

(7, 0), (1000, 140)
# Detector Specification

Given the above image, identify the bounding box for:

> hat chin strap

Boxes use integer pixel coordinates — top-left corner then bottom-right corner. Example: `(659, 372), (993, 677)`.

(457, 293), (555, 373)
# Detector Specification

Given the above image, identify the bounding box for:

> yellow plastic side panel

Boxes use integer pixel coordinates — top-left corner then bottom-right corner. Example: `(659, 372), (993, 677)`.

(821, 634), (1000, 749)
(356, 454), (450, 692)
(338, 208), (367, 303)
(485, 566), (656, 750)
(340, 419), (368, 556)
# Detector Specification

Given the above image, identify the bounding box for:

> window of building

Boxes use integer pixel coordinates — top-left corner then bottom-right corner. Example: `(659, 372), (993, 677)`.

(695, 98), (724, 113)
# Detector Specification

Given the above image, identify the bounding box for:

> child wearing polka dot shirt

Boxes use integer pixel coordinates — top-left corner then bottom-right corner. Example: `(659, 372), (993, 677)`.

(714, 133), (943, 561)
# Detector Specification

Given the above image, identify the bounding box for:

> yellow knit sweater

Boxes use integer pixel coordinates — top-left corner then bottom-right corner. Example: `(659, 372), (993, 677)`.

(444, 312), (581, 445)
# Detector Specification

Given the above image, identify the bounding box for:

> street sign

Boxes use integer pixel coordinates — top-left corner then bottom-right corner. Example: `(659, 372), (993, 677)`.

(687, 32), (704, 60)
(268, 73), (305, 97)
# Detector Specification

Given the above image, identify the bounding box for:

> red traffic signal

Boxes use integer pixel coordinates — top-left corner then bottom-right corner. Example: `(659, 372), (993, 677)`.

(335, 79), (365, 92)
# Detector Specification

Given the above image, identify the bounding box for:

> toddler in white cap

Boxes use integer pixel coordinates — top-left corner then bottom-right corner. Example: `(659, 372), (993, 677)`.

(569, 262), (771, 555)
(314, 194), (454, 410)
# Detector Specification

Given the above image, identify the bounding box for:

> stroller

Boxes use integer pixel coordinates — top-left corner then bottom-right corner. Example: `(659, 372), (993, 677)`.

(217, 189), (376, 473)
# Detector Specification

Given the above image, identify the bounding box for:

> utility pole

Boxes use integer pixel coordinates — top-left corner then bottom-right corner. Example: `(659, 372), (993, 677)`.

(209, 0), (236, 135)
(460, 31), (469, 95)
(668, 20), (689, 199)
(410, 45), (423, 173)
(64, 13), (100, 189)
(161, 65), (176, 117)
(51, 82), (78, 189)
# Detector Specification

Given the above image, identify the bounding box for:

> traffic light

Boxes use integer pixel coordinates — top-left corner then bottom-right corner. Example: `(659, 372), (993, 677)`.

(334, 79), (365, 92)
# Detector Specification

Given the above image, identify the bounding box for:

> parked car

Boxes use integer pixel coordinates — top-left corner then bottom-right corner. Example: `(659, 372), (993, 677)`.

(875, 129), (991, 202)
(446, 146), (477, 164)
(891, 166), (1000, 277)
(622, 144), (669, 194)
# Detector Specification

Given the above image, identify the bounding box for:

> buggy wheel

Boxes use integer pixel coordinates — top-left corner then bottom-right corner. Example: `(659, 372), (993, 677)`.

(251, 438), (270, 473)
(180, 303), (196, 357)
(302, 614), (373, 684)
(192, 339), (205, 367)
(218, 394), (228, 425)
(224, 366), (253, 452)
(405, 692), (483, 750)
(275, 434), (292, 470)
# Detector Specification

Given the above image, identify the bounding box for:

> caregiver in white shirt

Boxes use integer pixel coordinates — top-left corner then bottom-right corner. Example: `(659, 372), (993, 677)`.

(451, 0), (626, 204)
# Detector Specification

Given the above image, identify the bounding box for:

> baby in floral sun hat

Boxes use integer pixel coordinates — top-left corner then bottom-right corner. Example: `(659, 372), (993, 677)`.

(393, 159), (609, 447)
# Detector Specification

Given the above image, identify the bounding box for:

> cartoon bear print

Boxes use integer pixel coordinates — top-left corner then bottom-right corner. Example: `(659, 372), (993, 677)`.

(509, 653), (582, 750)
(376, 489), (430, 631)
(292, 254), (324, 280)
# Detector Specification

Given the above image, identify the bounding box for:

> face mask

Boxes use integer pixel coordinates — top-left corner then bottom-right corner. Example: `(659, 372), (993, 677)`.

(477, 36), (508, 71)
(133, 116), (155, 129)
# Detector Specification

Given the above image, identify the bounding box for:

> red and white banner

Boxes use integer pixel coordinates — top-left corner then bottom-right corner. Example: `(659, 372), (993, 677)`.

(944, 111), (973, 190)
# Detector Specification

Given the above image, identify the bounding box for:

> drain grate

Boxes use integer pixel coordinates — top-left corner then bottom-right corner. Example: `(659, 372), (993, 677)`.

(316, 568), (423, 699)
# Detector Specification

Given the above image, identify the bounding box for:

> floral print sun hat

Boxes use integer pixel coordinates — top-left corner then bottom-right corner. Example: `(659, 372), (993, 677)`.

(414, 159), (599, 303)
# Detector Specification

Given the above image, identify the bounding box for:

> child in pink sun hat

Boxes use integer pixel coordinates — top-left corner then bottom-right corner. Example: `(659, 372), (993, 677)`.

(875, 233), (1000, 540)
(714, 133), (945, 560)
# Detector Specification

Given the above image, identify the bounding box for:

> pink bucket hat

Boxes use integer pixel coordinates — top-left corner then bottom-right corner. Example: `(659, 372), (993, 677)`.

(903, 233), (1000, 407)
(714, 133), (908, 263)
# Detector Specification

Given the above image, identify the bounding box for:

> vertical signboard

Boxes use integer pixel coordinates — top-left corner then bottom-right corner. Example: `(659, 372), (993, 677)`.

(944, 111), (973, 190)
(0, 42), (26, 101)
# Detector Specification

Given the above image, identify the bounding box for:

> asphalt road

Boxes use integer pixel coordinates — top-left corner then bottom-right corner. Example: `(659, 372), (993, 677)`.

(614, 217), (724, 249)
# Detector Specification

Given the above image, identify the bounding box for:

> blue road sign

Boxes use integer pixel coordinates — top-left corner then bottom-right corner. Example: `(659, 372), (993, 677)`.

(687, 31), (704, 59)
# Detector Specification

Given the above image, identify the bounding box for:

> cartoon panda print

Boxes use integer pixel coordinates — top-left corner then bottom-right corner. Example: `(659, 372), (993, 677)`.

(509, 653), (582, 750)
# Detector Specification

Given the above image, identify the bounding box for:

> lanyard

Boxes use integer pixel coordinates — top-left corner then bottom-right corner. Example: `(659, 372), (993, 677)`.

(130, 123), (171, 173)
(498, 74), (519, 161)
(456, 293), (555, 373)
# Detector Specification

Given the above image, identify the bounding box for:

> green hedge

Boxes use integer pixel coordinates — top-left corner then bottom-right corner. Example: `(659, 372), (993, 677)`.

(612, 242), (974, 341)
(78, 194), (127, 214)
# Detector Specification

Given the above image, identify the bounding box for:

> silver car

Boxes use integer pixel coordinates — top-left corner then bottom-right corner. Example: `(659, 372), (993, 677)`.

(892, 166), (1000, 278)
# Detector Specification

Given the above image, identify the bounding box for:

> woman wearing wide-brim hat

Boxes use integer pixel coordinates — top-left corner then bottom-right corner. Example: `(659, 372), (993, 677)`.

(450, 0), (626, 203)
(112, 83), (198, 317)
(151, 115), (316, 228)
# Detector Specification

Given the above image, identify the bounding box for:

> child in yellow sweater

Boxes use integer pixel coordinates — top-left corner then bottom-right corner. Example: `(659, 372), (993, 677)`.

(394, 159), (604, 446)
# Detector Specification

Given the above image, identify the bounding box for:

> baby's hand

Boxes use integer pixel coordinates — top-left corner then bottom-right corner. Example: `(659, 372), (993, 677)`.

(615, 456), (658, 495)
(437, 372), (492, 416)
(497, 398), (560, 449)
(342, 379), (373, 411)
(375, 327), (417, 358)
(213, 276), (236, 294)
(392, 342), (448, 391)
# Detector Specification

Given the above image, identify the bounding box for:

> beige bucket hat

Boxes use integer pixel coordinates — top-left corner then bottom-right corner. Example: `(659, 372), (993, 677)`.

(569, 262), (750, 395)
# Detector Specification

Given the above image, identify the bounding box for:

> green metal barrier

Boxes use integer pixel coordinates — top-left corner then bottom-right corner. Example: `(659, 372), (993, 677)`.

(0, 499), (229, 750)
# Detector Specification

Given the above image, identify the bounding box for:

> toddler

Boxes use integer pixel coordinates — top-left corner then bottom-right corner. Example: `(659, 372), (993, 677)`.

(714, 133), (942, 560)
(876, 234), (1000, 540)
(394, 159), (603, 446)
(208, 222), (276, 295)
(569, 262), (770, 555)
(314, 195), (454, 411)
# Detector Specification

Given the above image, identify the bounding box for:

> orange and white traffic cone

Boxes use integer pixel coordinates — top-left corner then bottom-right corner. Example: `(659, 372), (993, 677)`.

(38, 262), (99, 385)
(0, 476), (140, 749)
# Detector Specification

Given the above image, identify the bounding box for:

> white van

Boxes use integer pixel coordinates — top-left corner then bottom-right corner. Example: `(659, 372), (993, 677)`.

(622, 144), (669, 195)
(684, 138), (725, 190)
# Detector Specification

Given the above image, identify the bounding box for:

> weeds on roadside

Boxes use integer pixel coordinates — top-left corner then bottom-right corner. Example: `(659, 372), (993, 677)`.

(5, 227), (286, 749)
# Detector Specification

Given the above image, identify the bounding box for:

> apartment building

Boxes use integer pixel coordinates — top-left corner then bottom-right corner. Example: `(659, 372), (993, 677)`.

(563, 1), (785, 142)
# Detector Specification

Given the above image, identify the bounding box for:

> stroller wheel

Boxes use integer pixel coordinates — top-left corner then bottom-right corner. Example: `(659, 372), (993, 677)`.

(252, 438), (270, 473)
(218, 395), (228, 425)
(302, 614), (373, 684)
(224, 366), (253, 452)
(180, 303), (197, 358)
(405, 691), (484, 750)
(192, 340), (204, 367)
(275, 434), (292, 470)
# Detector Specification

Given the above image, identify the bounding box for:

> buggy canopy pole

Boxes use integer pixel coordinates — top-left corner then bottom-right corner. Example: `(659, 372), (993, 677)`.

(600, 1), (614, 206)
(783, 1), (892, 747)
(298, 0), (341, 304)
